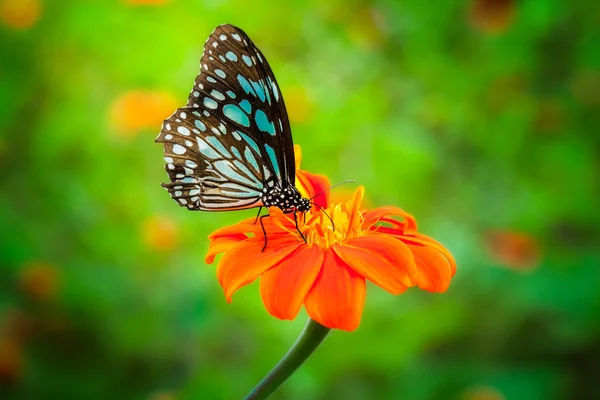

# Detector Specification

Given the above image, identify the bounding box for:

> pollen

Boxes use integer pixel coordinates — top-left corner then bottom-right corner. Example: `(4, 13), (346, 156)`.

(294, 187), (365, 248)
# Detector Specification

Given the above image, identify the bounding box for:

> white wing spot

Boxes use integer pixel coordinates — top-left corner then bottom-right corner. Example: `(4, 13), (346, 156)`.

(219, 34), (227, 41)
(211, 89), (225, 101)
(232, 33), (241, 41)
(173, 144), (187, 155)
(177, 126), (190, 136)
(212, 41), (218, 48)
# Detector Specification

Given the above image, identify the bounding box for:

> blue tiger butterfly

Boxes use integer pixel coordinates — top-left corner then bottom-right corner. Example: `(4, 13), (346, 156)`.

(156, 24), (311, 247)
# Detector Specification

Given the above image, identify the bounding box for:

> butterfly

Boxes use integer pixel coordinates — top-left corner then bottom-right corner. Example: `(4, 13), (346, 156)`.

(155, 24), (311, 248)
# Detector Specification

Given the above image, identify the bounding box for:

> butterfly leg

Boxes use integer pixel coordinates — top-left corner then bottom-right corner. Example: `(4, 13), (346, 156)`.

(287, 211), (307, 244)
(260, 214), (270, 252)
(253, 206), (263, 224)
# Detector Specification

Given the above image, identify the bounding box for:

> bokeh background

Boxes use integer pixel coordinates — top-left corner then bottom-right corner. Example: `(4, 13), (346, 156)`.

(1, 0), (599, 399)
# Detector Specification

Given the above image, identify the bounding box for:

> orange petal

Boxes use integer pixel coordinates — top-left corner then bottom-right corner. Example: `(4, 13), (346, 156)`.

(208, 219), (257, 239)
(407, 244), (452, 292)
(304, 249), (366, 331)
(345, 186), (365, 233)
(217, 237), (302, 302)
(259, 245), (324, 320)
(293, 144), (303, 171)
(296, 169), (330, 209)
(205, 233), (247, 264)
(399, 233), (456, 276)
(333, 235), (417, 293)
(363, 206), (418, 234)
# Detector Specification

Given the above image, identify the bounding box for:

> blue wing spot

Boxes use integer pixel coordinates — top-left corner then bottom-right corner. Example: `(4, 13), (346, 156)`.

(264, 144), (281, 178)
(214, 160), (258, 187)
(255, 109), (275, 135)
(244, 146), (260, 174)
(206, 136), (232, 158)
(237, 74), (257, 97)
(250, 80), (266, 102)
(237, 131), (261, 155)
(223, 104), (250, 127)
(239, 99), (252, 114)
(268, 77), (280, 101)
(233, 160), (261, 185)
(231, 146), (242, 159)
(204, 98), (218, 109)
(194, 120), (206, 131)
(196, 137), (221, 159)
(226, 90), (236, 99)
(242, 55), (252, 66)
(215, 69), (226, 79)
(226, 51), (238, 62)
(207, 76), (217, 83)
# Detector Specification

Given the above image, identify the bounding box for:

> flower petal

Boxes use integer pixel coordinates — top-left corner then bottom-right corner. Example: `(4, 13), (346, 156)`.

(205, 233), (247, 264)
(406, 243), (452, 292)
(208, 219), (258, 239)
(333, 235), (417, 293)
(345, 186), (365, 234)
(217, 237), (302, 302)
(304, 249), (366, 331)
(363, 206), (418, 234)
(259, 245), (324, 320)
(297, 170), (330, 209)
(397, 233), (456, 276)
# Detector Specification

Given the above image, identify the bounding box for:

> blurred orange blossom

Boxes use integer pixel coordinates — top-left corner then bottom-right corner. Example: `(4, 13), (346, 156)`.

(109, 90), (177, 138)
(0, 0), (41, 30)
(206, 146), (456, 331)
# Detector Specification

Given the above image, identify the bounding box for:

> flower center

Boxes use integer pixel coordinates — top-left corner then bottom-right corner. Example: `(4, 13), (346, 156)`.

(300, 202), (363, 248)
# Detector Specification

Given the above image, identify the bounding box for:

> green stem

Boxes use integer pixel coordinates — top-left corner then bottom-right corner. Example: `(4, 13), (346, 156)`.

(244, 318), (331, 400)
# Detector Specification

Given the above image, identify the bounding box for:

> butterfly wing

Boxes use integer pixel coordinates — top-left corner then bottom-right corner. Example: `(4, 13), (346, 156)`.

(157, 108), (272, 210)
(186, 24), (295, 186)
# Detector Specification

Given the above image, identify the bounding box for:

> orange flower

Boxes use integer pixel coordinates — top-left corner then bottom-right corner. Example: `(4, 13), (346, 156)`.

(0, 0), (41, 30)
(109, 90), (177, 139)
(468, 0), (515, 35)
(141, 214), (179, 251)
(206, 147), (456, 331)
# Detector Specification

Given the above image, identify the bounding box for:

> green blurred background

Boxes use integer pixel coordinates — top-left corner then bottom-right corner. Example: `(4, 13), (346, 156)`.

(1, 0), (599, 399)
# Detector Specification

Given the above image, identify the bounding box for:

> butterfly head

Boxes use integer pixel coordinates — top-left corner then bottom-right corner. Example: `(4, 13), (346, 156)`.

(296, 197), (311, 213)
(261, 185), (311, 213)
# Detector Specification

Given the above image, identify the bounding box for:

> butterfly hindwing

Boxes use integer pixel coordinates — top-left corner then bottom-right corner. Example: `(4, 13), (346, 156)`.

(156, 107), (271, 210)
(185, 24), (295, 186)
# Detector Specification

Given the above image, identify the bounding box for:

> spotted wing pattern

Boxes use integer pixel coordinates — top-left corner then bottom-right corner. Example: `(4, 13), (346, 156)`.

(156, 24), (294, 211)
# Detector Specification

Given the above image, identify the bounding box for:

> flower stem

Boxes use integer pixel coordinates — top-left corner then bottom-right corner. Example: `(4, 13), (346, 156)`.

(244, 318), (331, 400)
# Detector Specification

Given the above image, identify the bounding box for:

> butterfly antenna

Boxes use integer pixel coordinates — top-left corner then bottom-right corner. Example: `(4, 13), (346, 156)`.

(308, 180), (355, 201)
(311, 202), (335, 231)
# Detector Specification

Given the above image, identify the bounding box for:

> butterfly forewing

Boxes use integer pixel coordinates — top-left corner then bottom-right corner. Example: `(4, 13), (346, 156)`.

(186, 24), (295, 186)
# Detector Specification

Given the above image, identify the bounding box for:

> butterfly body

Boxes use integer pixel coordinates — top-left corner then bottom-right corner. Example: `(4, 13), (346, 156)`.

(156, 24), (311, 221)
